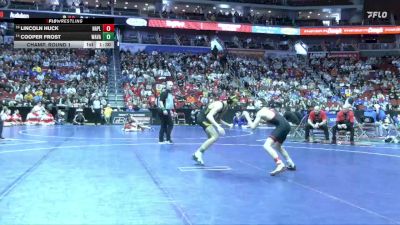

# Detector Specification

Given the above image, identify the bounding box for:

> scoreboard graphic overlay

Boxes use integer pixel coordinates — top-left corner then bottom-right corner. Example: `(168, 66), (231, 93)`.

(14, 18), (115, 49)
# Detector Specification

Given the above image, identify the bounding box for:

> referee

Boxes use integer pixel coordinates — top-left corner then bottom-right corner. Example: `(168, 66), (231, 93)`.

(91, 96), (102, 125)
(158, 81), (175, 144)
(0, 106), (9, 139)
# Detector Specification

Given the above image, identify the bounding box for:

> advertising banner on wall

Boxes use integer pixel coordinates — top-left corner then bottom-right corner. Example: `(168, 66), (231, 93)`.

(120, 43), (210, 54)
(111, 111), (152, 125)
(148, 19), (252, 32)
(252, 26), (300, 35)
(300, 26), (400, 35)
(308, 51), (359, 59)
(149, 19), (400, 36)
(327, 52), (359, 59)
(227, 48), (265, 57)
(308, 52), (327, 58)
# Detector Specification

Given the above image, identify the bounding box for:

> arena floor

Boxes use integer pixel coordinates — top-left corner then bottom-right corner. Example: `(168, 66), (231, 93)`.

(0, 125), (400, 225)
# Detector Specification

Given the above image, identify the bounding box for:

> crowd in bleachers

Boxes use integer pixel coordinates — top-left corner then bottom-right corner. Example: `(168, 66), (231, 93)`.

(120, 50), (400, 114)
(0, 44), (111, 124)
(0, 44), (109, 107)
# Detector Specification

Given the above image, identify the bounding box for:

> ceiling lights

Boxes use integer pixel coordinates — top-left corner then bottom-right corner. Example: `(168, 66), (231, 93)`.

(219, 4), (230, 9)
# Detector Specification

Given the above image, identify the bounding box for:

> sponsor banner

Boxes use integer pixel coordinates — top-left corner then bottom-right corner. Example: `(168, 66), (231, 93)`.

(150, 19), (400, 35)
(252, 26), (300, 35)
(265, 50), (296, 58)
(148, 19), (251, 32)
(308, 52), (327, 58)
(300, 26), (400, 35)
(126, 18), (147, 27)
(227, 48), (265, 57)
(120, 43), (210, 54)
(327, 113), (337, 127)
(327, 52), (359, 59)
(213, 23), (251, 32)
(10, 12), (30, 19)
(111, 111), (152, 125)
(308, 51), (359, 58)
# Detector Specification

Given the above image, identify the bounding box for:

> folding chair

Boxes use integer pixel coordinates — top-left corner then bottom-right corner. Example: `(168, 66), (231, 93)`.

(353, 119), (364, 141)
(383, 117), (398, 137)
(289, 115), (307, 138)
(336, 130), (350, 142)
(359, 116), (378, 138)
(177, 112), (186, 125)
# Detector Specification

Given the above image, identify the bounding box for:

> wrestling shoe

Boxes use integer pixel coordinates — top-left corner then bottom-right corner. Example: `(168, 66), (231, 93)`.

(270, 163), (286, 176)
(286, 163), (297, 171)
(192, 151), (204, 166)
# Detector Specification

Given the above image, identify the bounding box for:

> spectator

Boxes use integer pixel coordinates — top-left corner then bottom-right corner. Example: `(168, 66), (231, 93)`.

(15, 92), (24, 103)
(55, 109), (65, 125)
(233, 111), (247, 128)
(73, 110), (87, 125)
(11, 109), (23, 125)
(103, 104), (113, 125)
(374, 104), (386, 136)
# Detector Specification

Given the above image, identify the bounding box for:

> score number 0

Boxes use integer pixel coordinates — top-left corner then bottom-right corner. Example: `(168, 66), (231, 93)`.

(103, 24), (114, 32)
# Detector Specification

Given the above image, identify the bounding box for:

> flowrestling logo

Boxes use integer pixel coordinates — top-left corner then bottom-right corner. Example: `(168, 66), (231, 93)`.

(366, 11), (388, 18)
